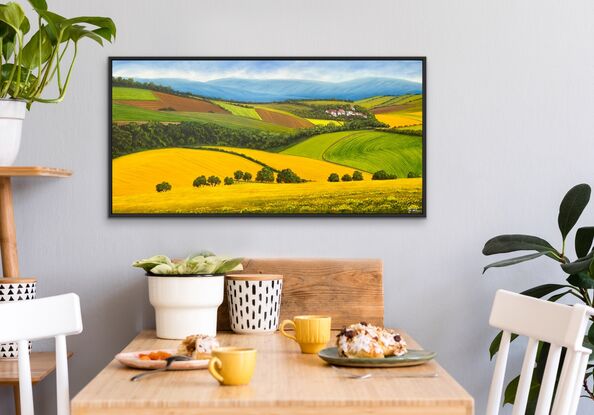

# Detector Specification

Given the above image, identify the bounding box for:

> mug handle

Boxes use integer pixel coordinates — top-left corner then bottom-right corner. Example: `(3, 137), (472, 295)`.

(280, 319), (297, 342)
(208, 356), (224, 383)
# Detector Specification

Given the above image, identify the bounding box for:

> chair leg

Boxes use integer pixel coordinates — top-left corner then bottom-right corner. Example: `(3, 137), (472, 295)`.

(13, 384), (21, 415)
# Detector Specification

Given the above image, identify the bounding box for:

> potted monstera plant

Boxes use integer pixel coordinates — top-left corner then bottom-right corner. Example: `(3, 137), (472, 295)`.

(133, 252), (243, 339)
(0, 0), (116, 164)
(483, 183), (594, 412)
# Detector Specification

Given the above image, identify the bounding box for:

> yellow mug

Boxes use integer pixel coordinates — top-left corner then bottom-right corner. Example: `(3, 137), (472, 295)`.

(208, 347), (257, 386)
(280, 315), (332, 354)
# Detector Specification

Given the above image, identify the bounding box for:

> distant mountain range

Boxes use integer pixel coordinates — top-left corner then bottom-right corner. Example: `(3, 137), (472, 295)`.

(134, 77), (422, 102)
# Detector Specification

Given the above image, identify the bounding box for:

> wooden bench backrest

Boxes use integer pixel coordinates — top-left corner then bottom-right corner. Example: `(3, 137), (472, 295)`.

(218, 258), (383, 330)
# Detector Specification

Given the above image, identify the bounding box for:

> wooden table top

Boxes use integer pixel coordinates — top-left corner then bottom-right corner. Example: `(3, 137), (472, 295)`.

(72, 330), (473, 415)
(0, 352), (72, 385)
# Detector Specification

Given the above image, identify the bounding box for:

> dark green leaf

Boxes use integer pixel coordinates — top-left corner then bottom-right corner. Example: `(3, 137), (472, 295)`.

(548, 290), (572, 302)
(483, 234), (558, 256)
(503, 374), (540, 410)
(483, 252), (548, 274)
(521, 284), (567, 299)
(567, 272), (594, 289)
(588, 324), (594, 348)
(561, 252), (594, 274)
(575, 227), (594, 258)
(558, 184), (591, 240)
(489, 331), (519, 360)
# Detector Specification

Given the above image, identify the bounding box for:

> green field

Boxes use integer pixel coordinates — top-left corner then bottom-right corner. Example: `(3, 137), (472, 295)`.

(112, 103), (292, 132)
(282, 130), (422, 177)
(213, 101), (261, 120)
(356, 94), (422, 110)
(355, 96), (395, 109)
(113, 87), (157, 101)
(282, 131), (361, 159)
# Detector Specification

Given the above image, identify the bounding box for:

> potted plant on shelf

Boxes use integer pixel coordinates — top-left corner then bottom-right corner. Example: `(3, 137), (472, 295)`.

(0, 0), (116, 165)
(483, 183), (594, 411)
(133, 251), (243, 339)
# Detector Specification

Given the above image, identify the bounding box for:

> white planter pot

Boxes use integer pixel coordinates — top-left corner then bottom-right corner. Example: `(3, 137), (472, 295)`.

(0, 278), (36, 359)
(226, 274), (283, 334)
(0, 100), (26, 166)
(148, 275), (224, 339)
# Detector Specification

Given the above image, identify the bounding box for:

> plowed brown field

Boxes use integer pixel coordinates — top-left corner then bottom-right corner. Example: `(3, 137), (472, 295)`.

(115, 91), (227, 113)
(255, 108), (313, 128)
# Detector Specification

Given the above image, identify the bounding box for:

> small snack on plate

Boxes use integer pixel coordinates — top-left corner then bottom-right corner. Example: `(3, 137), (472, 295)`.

(138, 351), (172, 361)
(177, 334), (220, 359)
(336, 322), (407, 358)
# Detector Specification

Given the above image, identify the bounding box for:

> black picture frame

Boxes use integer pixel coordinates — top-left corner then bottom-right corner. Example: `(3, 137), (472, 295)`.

(109, 56), (426, 218)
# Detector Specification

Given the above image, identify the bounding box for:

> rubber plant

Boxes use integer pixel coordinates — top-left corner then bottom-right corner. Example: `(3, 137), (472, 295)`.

(483, 183), (594, 413)
(0, 0), (116, 107)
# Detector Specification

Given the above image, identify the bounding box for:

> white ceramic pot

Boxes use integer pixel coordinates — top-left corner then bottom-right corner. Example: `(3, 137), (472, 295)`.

(226, 274), (283, 334)
(0, 278), (36, 359)
(0, 99), (26, 166)
(148, 275), (224, 339)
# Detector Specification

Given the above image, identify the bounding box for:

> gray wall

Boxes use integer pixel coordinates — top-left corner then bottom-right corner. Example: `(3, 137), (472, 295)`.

(1, 0), (593, 413)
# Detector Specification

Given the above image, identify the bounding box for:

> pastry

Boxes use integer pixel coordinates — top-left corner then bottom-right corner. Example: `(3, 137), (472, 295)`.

(177, 334), (220, 359)
(336, 322), (407, 358)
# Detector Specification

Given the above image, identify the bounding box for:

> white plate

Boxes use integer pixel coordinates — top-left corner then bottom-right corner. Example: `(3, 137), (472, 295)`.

(115, 349), (209, 370)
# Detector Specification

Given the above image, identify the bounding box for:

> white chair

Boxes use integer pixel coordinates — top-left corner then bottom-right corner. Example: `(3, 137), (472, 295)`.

(0, 293), (83, 415)
(486, 289), (594, 415)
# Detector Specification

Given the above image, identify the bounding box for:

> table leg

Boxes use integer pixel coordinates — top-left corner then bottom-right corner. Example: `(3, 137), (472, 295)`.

(13, 384), (21, 415)
(0, 177), (19, 277)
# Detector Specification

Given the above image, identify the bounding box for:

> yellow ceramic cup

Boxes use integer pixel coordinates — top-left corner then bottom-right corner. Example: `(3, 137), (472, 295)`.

(280, 315), (332, 354)
(208, 347), (257, 386)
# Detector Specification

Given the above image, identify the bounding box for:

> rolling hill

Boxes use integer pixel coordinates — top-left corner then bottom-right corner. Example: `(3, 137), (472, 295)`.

(134, 77), (422, 102)
(282, 130), (422, 177)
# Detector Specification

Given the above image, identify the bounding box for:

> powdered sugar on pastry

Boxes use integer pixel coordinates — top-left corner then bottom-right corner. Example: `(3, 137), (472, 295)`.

(336, 322), (407, 358)
(177, 334), (220, 359)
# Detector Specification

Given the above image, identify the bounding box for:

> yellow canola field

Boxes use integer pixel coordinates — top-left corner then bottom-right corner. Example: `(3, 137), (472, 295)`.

(112, 148), (262, 196)
(375, 112), (423, 128)
(113, 178), (423, 215)
(207, 146), (370, 181)
(305, 118), (343, 126)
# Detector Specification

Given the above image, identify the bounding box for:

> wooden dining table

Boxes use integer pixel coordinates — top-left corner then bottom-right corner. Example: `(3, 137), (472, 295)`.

(71, 330), (474, 415)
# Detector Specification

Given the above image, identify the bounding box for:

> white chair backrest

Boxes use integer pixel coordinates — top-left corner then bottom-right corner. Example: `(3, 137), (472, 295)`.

(0, 293), (82, 415)
(486, 290), (594, 415)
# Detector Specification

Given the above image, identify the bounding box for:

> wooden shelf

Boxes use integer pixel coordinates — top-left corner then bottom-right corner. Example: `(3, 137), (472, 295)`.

(0, 352), (73, 385)
(0, 167), (72, 178)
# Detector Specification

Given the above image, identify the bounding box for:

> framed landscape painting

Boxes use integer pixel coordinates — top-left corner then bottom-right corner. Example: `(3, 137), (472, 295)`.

(110, 57), (426, 216)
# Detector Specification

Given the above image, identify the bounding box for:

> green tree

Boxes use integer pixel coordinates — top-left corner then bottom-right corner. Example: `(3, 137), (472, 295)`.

(193, 175), (207, 187)
(208, 176), (221, 186)
(256, 167), (275, 183)
(407, 171), (419, 178)
(243, 172), (252, 181)
(234, 170), (244, 180)
(341, 174), (352, 182)
(276, 168), (302, 183)
(224, 177), (234, 185)
(328, 173), (340, 182)
(156, 182), (172, 192)
(372, 170), (397, 180)
(352, 171), (364, 181)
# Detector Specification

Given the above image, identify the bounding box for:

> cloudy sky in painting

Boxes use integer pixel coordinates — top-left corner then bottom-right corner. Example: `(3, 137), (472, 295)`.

(112, 60), (423, 83)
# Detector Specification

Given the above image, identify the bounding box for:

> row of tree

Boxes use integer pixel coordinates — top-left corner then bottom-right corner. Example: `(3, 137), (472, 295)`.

(328, 171), (364, 182)
(155, 167), (306, 192)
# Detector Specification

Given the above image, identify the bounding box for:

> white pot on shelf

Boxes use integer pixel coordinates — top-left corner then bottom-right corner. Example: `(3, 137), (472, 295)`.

(148, 274), (224, 339)
(0, 99), (26, 166)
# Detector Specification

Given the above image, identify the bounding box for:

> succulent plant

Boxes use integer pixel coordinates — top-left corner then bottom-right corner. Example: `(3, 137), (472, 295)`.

(133, 251), (243, 276)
